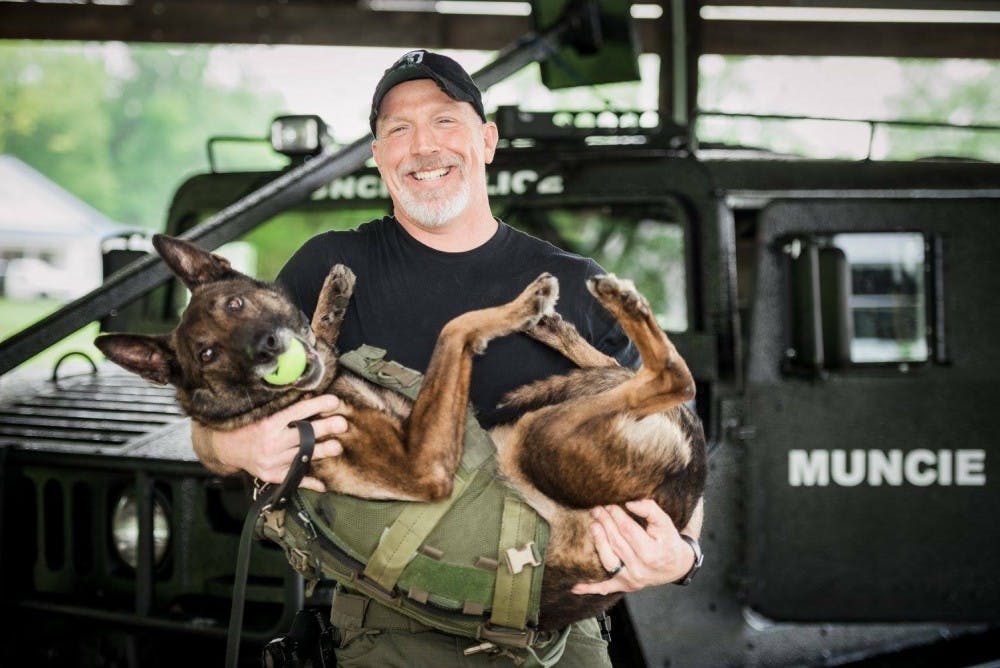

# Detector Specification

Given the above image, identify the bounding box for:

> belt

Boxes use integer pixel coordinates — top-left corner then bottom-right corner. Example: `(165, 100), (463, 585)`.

(330, 587), (434, 634)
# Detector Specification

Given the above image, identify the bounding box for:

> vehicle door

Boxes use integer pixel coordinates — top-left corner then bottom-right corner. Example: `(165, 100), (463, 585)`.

(744, 198), (999, 621)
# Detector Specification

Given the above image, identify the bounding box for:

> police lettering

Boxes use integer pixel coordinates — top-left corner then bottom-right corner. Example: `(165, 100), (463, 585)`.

(313, 175), (389, 200)
(313, 169), (564, 200)
(788, 449), (986, 487)
(487, 170), (564, 196)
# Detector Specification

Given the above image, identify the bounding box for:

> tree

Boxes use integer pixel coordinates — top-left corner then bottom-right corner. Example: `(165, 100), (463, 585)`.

(102, 45), (283, 228)
(0, 43), (117, 210)
(880, 60), (1000, 162)
(0, 41), (284, 229)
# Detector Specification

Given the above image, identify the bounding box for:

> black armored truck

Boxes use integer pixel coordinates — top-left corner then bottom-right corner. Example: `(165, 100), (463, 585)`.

(2, 7), (999, 666)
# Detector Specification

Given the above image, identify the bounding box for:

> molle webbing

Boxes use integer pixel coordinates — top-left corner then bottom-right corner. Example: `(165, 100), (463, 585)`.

(258, 344), (549, 650)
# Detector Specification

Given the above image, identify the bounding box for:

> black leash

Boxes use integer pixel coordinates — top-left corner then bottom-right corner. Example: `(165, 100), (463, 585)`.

(224, 420), (317, 668)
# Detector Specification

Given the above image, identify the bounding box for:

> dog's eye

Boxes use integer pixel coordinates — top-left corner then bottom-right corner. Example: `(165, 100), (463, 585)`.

(226, 297), (244, 312)
(200, 347), (215, 364)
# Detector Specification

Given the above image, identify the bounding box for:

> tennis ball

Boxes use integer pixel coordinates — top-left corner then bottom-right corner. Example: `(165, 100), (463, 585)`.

(263, 338), (308, 385)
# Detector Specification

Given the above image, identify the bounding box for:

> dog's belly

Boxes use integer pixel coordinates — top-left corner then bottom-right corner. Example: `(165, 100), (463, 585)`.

(491, 423), (601, 575)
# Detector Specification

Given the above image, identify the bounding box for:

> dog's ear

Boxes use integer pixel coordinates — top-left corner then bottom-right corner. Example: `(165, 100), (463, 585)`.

(95, 333), (179, 386)
(153, 234), (239, 289)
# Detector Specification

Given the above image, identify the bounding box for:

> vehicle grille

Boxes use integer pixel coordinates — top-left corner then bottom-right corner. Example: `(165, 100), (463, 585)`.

(0, 369), (182, 449)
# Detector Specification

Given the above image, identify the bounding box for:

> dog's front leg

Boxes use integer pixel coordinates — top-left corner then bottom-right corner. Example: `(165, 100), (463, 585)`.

(311, 264), (356, 346)
(403, 274), (559, 499)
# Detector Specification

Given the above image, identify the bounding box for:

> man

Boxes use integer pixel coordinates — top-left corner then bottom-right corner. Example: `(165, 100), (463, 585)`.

(194, 50), (704, 666)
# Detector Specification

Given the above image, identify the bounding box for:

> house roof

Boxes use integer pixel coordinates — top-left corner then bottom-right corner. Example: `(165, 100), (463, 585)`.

(0, 154), (126, 239)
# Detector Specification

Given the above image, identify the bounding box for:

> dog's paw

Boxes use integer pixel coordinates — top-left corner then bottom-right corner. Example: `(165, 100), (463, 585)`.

(325, 264), (357, 299)
(516, 273), (559, 329)
(587, 274), (650, 318)
(316, 265), (356, 332)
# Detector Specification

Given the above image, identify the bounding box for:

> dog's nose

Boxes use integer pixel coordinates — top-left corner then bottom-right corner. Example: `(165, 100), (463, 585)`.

(253, 332), (283, 363)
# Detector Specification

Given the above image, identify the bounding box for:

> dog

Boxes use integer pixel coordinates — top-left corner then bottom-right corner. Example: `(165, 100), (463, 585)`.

(96, 234), (706, 631)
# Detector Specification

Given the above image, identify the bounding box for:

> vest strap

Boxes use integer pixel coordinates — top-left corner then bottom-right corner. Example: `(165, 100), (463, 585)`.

(490, 495), (540, 630)
(363, 466), (478, 591)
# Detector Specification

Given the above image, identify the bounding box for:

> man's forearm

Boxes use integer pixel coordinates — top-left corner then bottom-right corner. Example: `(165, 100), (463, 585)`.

(682, 498), (704, 539)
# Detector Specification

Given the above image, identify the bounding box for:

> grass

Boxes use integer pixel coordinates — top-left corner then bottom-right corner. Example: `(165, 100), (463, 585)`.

(0, 298), (102, 378)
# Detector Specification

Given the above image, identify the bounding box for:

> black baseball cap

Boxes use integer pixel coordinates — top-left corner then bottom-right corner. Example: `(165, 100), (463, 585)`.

(369, 50), (486, 136)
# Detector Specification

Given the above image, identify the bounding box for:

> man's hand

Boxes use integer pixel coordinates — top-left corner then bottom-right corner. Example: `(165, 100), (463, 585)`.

(571, 498), (704, 596)
(191, 394), (347, 492)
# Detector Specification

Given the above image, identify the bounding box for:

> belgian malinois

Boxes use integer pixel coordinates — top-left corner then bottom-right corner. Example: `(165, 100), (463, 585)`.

(96, 234), (706, 631)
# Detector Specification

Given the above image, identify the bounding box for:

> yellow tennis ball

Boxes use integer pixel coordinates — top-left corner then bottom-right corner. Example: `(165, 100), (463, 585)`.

(263, 338), (308, 385)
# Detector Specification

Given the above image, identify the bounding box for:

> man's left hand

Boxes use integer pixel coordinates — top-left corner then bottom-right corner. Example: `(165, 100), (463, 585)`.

(571, 499), (697, 596)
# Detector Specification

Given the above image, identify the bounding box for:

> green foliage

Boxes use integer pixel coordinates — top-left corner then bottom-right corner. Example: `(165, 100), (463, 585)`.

(880, 61), (1000, 162)
(0, 298), (101, 373)
(241, 208), (388, 280)
(511, 206), (688, 331)
(0, 44), (116, 209)
(0, 41), (284, 229)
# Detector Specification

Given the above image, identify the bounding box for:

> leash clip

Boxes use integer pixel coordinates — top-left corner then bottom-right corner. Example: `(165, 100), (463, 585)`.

(252, 477), (270, 502)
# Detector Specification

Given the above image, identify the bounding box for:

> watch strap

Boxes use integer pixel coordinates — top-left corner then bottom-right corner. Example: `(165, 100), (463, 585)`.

(673, 534), (703, 586)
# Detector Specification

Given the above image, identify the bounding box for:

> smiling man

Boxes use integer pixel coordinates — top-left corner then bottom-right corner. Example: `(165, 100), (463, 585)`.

(370, 52), (500, 249)
(193, 50), (703, 666)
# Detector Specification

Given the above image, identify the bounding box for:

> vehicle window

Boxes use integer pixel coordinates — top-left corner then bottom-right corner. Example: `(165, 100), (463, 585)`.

(505, 205), (688, 331)
(698, 55), (1000, 161)
(228, 207), (388, 281)
(832, 233), (927, 364)
(163, 207), (387, 318)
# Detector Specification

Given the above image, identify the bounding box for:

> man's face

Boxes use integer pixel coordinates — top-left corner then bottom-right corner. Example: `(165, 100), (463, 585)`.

(372, 79), (498, 229)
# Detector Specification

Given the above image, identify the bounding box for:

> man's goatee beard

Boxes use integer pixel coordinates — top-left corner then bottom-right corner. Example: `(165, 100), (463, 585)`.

(397, 179), (471, 229)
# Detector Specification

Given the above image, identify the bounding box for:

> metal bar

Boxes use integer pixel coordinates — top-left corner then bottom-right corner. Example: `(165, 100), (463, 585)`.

(700, 19), (1000, 59)
(28, 390), (179, 403)
(8, 399), (182, 415)
(704, 1), (1000, 10)
(0, 416), (162, 433)
(3, 451), (206, 474)
(929, 234), (948, 364)
(671, 0), (688, 128)
(10, 588), (301, 642)
(698, 109), (1000, 133)
(0, 26), (569, 377)
(135, 471), (154, 617)
(0, 407), (177, 424)
(0, 427), (130, 444)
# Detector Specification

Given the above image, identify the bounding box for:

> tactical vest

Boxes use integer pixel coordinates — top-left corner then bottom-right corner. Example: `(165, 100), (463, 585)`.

(255, 345), (568, 665)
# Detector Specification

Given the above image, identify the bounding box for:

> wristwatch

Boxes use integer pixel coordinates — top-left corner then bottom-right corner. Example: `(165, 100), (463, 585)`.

(673, 534), (704, 586)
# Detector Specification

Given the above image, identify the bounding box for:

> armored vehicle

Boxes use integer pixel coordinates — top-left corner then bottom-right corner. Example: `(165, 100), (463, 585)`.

(1, 4), (999, 665)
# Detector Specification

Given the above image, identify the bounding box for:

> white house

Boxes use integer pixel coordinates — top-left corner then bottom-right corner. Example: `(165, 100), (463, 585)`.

(0, 155), (133, 300)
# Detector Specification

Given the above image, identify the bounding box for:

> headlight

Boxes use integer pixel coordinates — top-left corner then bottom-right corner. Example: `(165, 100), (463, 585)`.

(111, 490), (171, 569)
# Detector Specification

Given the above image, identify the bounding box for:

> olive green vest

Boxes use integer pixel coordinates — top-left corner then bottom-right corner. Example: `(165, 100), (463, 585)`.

(256, 345), (563, 661)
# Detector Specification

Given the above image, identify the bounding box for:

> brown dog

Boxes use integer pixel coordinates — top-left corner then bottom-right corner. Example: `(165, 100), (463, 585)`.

(96, 234), (706, 631)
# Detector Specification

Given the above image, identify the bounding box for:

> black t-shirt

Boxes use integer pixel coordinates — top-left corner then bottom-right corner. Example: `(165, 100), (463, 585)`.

(277, 216), (637, 427)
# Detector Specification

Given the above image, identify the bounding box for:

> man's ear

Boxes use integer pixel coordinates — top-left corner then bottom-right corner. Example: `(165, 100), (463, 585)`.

(95, 333), (179, 386)
(153, 234), (239, 290)
(371, 139), (380, 168)
(482, 121), (499, 164)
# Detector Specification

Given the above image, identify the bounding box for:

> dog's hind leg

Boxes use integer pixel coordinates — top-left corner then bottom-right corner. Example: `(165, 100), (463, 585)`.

(311, 264), (356, 346)
(403, 274), (559, 496)
(584, 274), (695, 417)
(507, 275), (701, 512)
(523, 313), (620, 369)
